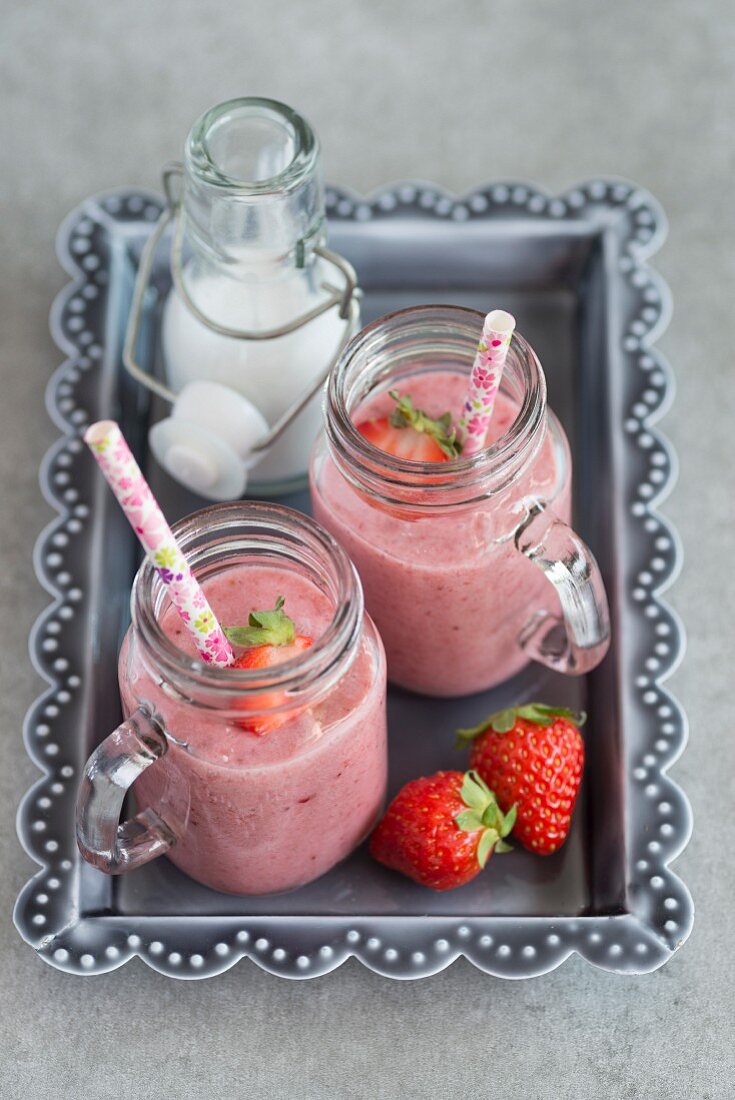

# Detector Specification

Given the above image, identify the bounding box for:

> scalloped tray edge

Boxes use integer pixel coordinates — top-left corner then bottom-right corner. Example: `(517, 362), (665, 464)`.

(14, 179), (693, 980)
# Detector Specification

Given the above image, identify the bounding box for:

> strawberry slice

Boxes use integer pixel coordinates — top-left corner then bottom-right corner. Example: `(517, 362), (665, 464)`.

(357, 390), (461, 462)
(224, 596), (313, 735)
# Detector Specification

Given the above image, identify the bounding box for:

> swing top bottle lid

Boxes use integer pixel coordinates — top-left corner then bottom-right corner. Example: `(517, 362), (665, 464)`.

(183, 97), (325, 263)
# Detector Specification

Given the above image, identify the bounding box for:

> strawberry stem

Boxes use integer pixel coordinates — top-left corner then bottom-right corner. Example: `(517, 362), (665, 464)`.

(454, 770), (516, 867)
(455, 703), (586, 748)
(388, 390), (462, 459)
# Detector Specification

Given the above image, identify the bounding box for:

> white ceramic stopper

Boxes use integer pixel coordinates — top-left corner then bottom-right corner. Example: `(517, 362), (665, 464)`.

(149, 382), (269, 501)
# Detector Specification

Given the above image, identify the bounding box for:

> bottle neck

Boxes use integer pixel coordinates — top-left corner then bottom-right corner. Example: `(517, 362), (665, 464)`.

(182, 97), (325, 277)
(325, 306), (548, 512)
(132, 502), (363, 713)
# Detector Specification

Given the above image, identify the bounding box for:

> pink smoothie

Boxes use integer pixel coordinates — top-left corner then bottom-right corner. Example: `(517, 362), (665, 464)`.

(121, 564), (387, 895)
(311, 371), (571, 697)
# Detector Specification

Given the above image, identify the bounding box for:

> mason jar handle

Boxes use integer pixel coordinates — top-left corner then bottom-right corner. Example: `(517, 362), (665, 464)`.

(515, 502), (611, 675)
(76, 705), (177, 874)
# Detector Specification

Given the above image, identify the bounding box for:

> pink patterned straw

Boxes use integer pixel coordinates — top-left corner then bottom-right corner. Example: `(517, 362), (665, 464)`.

(457, 310), (516, 456)
(84, 420), (234, 667)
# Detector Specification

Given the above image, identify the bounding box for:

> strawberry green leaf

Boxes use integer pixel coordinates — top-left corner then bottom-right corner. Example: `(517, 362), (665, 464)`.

(494, 839), (513, 854)
(224, 595), (296, 648)
(515, 703), (586, 728)
(477, 828), (499, 868)
(455, 809), (484, 832)
(454, 727), (480, 750)
(455, 708), (513, 746)
(480, 801), (499, 829)
(500, 803), (517, 837)
(491, 708), (518, 733)
(460, 770), (493, 812)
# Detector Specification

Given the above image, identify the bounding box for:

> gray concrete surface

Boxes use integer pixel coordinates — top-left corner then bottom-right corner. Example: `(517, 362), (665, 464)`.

(1, 1), (733, 1097)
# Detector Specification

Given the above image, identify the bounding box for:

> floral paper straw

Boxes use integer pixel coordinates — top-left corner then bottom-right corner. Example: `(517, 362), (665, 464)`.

(84, 420), (234, 667)
(457, 310), (516, 456)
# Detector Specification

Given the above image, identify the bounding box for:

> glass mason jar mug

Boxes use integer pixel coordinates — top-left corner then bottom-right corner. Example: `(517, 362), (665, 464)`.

(76, 503), (387, 895)
(310, 306), (610, 697)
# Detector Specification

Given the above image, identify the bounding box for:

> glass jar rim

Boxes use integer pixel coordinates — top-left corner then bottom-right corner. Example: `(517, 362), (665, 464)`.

(186, 96), (319, 196)
(324, 304), (548, 509)
(131, 502), (363, 707)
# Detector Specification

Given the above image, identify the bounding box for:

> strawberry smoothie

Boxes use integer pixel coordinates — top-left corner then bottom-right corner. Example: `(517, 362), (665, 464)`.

(311, 370), (572, 697)
(120, 563), (387, 895)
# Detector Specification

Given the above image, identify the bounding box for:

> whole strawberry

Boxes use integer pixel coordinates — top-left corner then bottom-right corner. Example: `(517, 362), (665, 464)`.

(456, 704), (585, 856)
(369, 770), (515, 890)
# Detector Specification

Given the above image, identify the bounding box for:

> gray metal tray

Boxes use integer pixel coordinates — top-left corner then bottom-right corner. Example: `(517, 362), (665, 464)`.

(14, 180), (692, 979)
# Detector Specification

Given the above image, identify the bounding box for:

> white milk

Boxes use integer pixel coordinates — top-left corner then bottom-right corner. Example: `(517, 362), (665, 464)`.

(162, 259), (352, 490)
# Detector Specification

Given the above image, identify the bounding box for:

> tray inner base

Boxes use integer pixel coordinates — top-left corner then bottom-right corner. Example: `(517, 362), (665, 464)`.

(89, 220), (626, 922)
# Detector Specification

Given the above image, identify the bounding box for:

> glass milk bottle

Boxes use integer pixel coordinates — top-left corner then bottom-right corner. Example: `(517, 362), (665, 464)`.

(159, 97), (358, 496)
